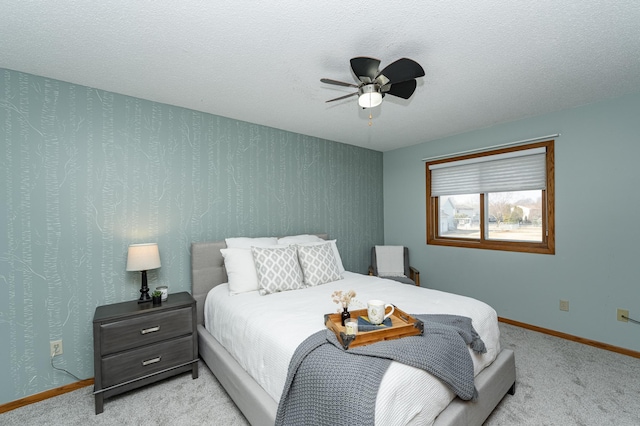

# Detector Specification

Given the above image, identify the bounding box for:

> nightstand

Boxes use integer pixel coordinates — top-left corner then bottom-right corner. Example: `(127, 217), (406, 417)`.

(92, 291), (198, 414)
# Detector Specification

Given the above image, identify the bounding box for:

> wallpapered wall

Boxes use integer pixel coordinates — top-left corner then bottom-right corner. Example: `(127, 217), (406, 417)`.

(0, 68), (383, 404)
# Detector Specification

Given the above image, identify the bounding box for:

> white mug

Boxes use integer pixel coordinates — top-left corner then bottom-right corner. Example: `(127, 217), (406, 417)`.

(367, 300), (394, 325)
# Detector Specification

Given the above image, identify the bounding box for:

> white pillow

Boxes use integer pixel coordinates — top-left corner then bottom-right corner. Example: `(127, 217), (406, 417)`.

(297, 239), (345, 273)
(225, 236), (278, 249)
(220, 248), (259, 295)
(251, 246), (304, 295)
(277, 234), (324, 245)
(296, 242), (342, 287)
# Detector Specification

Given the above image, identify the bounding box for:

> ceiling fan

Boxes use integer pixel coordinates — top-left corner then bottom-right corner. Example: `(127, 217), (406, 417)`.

(321, 56), (425, 108)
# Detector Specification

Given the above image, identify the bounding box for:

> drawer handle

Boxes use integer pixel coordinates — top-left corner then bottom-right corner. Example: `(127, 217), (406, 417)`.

(142, 356), (162, 366)
(140, 326), (160, 335)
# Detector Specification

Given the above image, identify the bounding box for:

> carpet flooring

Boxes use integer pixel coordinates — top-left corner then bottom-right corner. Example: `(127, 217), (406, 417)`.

(3, 323), (640, 425)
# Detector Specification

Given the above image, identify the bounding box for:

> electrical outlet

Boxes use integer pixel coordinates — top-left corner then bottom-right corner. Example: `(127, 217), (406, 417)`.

(559, 300), (569, 312)
(617, 309), (629, 322)
(50, 340), (63, 357)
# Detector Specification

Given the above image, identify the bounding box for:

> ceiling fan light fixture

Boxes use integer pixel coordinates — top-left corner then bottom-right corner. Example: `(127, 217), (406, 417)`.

(358, 84), (382, 108)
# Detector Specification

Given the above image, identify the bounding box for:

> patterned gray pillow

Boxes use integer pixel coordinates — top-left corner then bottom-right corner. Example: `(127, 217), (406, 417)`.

(251, 246), (304, 295)
(296, 242), (342, 287)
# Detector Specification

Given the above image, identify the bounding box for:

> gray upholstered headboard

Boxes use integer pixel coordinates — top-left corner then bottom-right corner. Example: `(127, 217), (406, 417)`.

(191, 234), (328, 325)
(191, 240), (227, 325)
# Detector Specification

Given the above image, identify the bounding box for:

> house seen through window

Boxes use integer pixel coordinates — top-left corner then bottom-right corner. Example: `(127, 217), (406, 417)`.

(426, 140), (555, 254)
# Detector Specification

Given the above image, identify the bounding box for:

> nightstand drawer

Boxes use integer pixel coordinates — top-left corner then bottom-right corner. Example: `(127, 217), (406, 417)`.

(101, 307), (192, 355)
(101, 335), (194, 388)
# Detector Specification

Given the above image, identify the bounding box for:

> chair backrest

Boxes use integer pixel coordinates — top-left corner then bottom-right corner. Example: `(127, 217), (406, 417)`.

(370, 246), (410, 277)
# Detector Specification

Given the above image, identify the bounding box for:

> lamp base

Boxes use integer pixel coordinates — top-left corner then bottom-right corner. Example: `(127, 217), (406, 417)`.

(138, 270), (151, 303)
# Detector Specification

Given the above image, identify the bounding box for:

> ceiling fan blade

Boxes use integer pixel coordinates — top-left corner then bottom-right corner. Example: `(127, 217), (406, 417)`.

(376, 58), (425, 85)
(350, 57), (380, 83)
(325, 92), (358, 103)
(384, 79), (418, 99)
(321, 78), (359, 88)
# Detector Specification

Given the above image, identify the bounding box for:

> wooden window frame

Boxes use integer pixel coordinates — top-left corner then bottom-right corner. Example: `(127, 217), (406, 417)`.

(426, 140), (555, 255)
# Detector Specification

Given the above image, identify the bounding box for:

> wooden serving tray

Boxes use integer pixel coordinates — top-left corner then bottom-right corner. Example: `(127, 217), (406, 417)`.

(324, 306), (424, 350)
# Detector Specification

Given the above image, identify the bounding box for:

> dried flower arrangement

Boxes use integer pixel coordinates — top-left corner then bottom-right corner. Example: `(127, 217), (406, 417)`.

(331, 289), (357, 310)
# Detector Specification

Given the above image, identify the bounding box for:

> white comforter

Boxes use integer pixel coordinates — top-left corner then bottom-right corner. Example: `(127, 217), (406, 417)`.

(205, 272), (500, 426)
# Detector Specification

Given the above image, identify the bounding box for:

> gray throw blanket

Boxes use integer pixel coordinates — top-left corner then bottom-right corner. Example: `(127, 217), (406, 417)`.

(275, 314), (486, 426)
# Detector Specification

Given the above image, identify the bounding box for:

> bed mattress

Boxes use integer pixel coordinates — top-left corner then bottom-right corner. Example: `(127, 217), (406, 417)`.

(204, 272), (500, 425)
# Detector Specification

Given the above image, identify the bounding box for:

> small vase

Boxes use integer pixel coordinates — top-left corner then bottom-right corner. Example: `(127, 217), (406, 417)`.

(341, 306), (350, 326)
(152, 295), (162, 306)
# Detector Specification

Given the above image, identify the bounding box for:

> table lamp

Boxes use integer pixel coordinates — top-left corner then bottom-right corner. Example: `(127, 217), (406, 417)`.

(126, 243), (161, 303)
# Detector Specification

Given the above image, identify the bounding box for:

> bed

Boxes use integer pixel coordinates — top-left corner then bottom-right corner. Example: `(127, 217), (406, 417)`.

(191, 235), (515, 426)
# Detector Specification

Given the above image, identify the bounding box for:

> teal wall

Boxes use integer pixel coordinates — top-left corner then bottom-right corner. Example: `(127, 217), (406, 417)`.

(384, 92), (640, 352)
(0, 69), (383, 404)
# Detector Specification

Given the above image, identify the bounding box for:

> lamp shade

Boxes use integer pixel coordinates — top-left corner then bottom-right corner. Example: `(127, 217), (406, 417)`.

(358, 84), (383, 108)
(126, 243), (161, 272)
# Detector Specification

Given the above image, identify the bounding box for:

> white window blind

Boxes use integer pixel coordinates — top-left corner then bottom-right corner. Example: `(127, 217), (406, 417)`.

(429, 147), (546, 196)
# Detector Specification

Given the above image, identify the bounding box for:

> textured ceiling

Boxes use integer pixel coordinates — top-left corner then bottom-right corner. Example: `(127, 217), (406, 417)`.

(2, 1), (640, 151)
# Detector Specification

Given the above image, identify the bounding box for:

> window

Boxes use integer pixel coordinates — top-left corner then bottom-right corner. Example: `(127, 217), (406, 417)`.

(426, 140), (554, 254)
